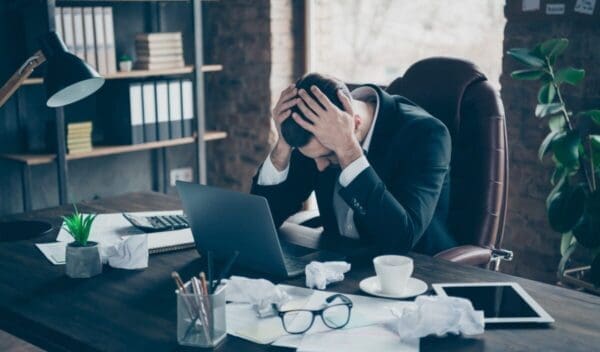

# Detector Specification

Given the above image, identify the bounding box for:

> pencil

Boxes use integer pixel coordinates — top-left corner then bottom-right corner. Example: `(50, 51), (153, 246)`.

(207, 251), (213, 294)
(199, 272), (209, 295)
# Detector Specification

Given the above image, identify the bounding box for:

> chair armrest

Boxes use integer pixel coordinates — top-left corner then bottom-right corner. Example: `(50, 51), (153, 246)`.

(285, 210), (322, 228)
(434, 245), (492, 267)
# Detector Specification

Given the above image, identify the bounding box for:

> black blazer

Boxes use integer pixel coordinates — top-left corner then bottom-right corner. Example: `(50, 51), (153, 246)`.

(251, 85), (457, 256)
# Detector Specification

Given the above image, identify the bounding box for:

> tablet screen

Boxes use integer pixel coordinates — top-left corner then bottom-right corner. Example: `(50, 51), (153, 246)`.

(442, 285), (539, 318)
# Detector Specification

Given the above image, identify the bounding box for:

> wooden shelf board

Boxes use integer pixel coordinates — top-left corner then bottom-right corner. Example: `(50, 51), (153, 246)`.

(22, 65), (222, 85)
(0, 131), (227, 166)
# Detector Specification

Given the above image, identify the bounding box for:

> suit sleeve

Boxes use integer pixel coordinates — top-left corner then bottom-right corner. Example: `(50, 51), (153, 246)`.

(338, 120), (451, 253)
(251, 150), (318, 228)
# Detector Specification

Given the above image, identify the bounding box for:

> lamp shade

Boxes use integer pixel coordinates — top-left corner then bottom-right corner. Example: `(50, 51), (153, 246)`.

(40, 32), (104, 107)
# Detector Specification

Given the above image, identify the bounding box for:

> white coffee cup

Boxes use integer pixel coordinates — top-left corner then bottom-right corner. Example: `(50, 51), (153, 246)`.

(373, 255), (414, 295)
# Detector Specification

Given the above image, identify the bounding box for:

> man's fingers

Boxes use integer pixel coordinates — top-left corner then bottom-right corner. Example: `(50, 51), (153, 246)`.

(338, 90), (353, 114)
(279, 85), (297, 102)
(310, 86), (335, 111)
(296, 99), (320, 122)
(292, 113), (316, 133)
(275, 109), (291, 122)
(298, 89), (325, 115)
(275, 98), (298, 115)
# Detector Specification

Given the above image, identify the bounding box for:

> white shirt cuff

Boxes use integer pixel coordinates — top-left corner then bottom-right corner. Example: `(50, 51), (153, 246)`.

(339, 155), (370, 187)
(257, 153), (290, 185)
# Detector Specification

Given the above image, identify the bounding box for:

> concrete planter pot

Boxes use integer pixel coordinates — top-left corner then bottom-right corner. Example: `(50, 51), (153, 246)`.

(66, 241), (102, 278)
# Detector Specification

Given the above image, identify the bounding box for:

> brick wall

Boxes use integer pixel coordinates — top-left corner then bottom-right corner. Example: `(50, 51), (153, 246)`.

(203, 0), (302, 191)
(203, 0), (273, 191)
(500, 1), (600, 282)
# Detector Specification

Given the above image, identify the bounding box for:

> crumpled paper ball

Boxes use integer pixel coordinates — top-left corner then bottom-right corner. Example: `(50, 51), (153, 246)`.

(305, 261), (351, 290)
(226, 276), (291, 317)
(99, 235), (148, 270)
(390, 295), (484, 340)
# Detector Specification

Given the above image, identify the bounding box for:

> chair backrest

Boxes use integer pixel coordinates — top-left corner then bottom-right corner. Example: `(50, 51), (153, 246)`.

(386, 57), (508, 249)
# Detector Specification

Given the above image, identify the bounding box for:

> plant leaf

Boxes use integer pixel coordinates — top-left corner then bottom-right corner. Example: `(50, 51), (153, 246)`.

(591, 135), (600, 170)
(547, 183), (585, 233)
(573, 213), (600, 249)
(556, 67), (585, 85)
(535, 103), (562, 118)
(537, 83), (556, 104)
(511, 69), (545, 80)
(582, 110), (600, 126)
(548, 114), (566, 132)
(560, 232), (576, 256)
(540, 38), (569, 59)
(539, 131), (559, 161)
(552, 131), (580, 169)
(551, 166), (568, 186)
(507, 48), (545, 68)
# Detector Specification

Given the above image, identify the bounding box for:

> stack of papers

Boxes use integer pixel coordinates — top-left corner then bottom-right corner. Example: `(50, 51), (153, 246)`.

(226, 284), (419, 351)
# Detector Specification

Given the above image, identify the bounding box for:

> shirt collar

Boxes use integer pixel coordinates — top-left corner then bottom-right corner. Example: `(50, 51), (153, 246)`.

(350, 86), (380, 152)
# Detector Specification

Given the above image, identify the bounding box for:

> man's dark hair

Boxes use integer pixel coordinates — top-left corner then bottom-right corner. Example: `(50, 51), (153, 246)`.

(281, 73), (351, 148)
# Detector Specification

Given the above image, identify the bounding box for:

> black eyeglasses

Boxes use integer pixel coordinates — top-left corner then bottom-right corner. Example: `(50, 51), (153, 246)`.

(272, 294), (353, 334)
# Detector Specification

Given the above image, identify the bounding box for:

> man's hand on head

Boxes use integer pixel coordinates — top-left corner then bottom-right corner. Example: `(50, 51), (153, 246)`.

(292, 86), (363, 169)
(270, 85), (298, 171)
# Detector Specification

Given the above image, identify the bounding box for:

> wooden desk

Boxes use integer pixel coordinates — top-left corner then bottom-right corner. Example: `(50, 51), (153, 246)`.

(0, 192), (598, 351)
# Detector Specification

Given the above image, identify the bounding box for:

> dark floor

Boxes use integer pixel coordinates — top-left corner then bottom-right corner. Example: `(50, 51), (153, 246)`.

(0, 330), (44, 352)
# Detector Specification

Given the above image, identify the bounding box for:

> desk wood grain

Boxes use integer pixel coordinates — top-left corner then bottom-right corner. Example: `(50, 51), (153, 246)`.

(0, 192), (598, 352)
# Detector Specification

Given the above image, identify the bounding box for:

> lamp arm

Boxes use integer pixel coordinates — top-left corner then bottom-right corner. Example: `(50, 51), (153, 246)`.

(0, 50), (47, 108)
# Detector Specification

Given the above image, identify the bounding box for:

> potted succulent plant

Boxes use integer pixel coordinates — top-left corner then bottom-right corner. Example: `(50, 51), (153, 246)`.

(63, 206), (101, 278)
(508, 38), (600, 292)
(119, 54), (133, 72)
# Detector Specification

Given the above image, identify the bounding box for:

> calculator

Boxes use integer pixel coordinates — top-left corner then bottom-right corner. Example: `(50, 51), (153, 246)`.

(122, 213), (190, 233)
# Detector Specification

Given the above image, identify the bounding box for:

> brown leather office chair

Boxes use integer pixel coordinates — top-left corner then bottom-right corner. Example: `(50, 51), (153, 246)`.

(286, 57), (512, 269)
(386, 57), (511, 269)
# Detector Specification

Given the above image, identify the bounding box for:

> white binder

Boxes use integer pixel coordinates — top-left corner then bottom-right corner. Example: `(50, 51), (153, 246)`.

(83, 7), (97, 69)
(61, 7), (75, 54)
(72, 8), (85, 60)
(93, 7), (107, 75)
(103, 7), (117, 74)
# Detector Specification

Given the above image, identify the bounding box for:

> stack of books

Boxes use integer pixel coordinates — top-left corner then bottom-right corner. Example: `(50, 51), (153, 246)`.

(67, 122), (93, 154)
(135, 32), (185, 70)
(55, 6), (117, 75)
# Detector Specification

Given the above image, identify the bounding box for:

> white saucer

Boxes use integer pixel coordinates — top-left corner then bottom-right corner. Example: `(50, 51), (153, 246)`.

(359, 276), (428, 299)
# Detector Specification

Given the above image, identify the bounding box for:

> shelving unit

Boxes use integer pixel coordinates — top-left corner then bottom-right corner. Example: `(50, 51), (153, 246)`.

(1, 0), (223, 211)
(21, 64), (223, 85)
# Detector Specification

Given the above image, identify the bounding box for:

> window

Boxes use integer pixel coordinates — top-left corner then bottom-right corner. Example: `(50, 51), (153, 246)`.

(308, 0), (505, 88)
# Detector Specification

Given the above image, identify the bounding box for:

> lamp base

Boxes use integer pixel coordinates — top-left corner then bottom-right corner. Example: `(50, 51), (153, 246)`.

(0, 221), (53, 242)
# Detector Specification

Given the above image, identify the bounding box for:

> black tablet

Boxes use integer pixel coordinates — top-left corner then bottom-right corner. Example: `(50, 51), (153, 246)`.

(432, 282), (554, 324)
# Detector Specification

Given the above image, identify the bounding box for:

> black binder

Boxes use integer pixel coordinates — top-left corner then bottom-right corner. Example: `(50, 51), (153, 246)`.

(97, 82), (144, 145)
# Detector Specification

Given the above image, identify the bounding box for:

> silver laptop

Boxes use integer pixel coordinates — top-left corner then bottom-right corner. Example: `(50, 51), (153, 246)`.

(176, 181), (341, 278)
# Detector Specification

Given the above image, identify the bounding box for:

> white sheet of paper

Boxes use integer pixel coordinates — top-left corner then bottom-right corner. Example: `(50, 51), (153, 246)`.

(226, 283), (414, 348)
(297, 325), (419, 352)
(574, 0), (596, 14)
(522, 0), (540, 11)
(56, 211), (194, 251)
(35, 242), (67, 265)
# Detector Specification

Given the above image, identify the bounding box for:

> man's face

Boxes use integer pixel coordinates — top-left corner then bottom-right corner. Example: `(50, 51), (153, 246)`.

(298, 138), (339, 171)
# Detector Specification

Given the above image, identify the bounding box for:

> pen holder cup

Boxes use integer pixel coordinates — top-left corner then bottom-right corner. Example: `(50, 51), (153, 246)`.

(176, 283), (227, 348)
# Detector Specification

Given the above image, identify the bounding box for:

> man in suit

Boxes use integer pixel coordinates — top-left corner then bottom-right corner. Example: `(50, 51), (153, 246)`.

(251, 73), (457, 255)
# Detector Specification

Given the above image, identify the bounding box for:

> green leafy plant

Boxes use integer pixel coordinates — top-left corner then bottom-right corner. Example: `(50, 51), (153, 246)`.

(508, 39), (600, 286)
(62, 205), (96, 246)
(119, 54), (132, 62)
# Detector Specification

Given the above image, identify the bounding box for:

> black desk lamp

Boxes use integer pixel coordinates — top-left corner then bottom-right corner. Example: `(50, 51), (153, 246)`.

(0, 32), (104, 241)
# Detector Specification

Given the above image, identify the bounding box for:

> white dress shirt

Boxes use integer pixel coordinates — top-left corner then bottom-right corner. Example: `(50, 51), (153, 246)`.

(257, 86), (380, 239)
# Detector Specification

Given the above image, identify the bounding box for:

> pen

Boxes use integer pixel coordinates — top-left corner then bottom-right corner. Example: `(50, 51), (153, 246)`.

(191, 277), (212, 343)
